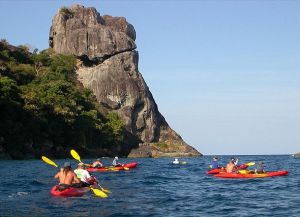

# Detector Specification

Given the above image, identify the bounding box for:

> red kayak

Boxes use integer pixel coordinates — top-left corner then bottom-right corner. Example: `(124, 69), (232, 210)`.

(214, 170), (288, 179)
(50, 185), (90, 197)
(207, 164), (249, 175)
(87, 162), (138, 172)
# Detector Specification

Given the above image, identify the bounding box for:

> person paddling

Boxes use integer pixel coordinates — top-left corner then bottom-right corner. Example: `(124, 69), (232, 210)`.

(112, 156), (121, 167)
(91, 159), (104, 168)
(225, 158), (237, 173)
(254, 162), (266, 174)
(74, 163), (97, 187)
(54, 162), (81, 191)
(209, 156), (220, 169)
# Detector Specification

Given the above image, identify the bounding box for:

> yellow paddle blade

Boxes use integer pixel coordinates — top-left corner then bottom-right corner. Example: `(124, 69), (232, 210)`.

(70, 149), (82, 162)
(41, 156), (58, 167)
(246, 162), (255, 167)
(239, 170), (249, 174)
(181, 161), (187, 165)
(90, 187), (108, 198)
(101, 188), (111, 194)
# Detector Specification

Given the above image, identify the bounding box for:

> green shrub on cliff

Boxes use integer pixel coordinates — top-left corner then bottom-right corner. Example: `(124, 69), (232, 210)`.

(59, 7), (74, 18)
(0, 41), (124, 159)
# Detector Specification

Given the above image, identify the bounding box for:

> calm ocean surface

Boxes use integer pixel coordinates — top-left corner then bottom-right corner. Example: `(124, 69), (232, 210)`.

(0, 155), (299, 217)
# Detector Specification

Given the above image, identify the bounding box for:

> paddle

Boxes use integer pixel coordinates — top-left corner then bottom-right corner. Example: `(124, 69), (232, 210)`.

(246, 162), (255, 167)
(238, 162), (256, 174)
(89, 186), (108, 198)
(41, 156), (108, 198)
(41, 156), (58, 167)
(70, 149), (91, 167)
(238, 170), (249, 174)
(97, 183), (111, 194)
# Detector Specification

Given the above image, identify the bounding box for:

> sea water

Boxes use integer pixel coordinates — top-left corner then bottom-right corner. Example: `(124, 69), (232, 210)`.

(0, 155), (299, 217)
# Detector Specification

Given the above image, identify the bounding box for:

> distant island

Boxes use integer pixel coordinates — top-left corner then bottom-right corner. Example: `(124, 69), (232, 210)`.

(0, 5), (201, 159)
(293, 152), (300, 157)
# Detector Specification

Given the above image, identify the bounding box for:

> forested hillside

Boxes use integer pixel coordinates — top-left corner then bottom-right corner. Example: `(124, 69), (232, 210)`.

(0, 40), (124, 159)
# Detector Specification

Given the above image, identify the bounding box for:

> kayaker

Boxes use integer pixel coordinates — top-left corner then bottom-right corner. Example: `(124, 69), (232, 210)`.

(74, 163), (97, 187)
(209, 156), (220, 169)
(254, 162), (266, 174)
(54, 162), (81, 191)
(225, 158), (237, 173)
(173, 158), (180, 164)
(91, 159), (104, 168)
(112, 156), (121, 166)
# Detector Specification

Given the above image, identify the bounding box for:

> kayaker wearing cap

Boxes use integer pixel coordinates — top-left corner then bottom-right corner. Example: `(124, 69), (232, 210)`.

(112, 156), (121, 167)
(54, 162), (81, 191)
(91, 159), (104, 168)
(74, 163), (97, 187)
(172, 158), (180, 164)
(209, 156), (220, 169)
(225, 158), (237, 173)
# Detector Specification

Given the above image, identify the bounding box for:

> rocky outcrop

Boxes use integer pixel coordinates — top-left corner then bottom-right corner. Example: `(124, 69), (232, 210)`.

(49, 5), (136, 63)
(49, 5), (201, 157)
(128, 142), (200, 158)
(293, 152), (300, 158)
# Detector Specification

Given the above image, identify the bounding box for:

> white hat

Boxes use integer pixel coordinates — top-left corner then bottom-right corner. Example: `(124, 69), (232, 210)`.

(115, 156), (118, 159)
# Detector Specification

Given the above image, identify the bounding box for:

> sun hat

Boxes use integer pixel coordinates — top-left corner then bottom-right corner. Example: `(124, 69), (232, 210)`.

(63, 162), (71, 168)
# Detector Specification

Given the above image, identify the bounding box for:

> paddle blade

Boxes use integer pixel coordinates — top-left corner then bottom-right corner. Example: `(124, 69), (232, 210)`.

(90, 187), (108, 198)
(239, 170), (249, 174)
(123, 167), (130, 170)
(70, 149), (81, 162)
(41, 156), (58, 167)
(96, 184), (111, 193)
(102, 188), (111, 194)
(246, 162), (255, 167)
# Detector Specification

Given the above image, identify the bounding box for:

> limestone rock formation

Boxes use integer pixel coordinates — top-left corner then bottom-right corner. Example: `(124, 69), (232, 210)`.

(49, 4), (201, 157)
(49, 5), (136, 63)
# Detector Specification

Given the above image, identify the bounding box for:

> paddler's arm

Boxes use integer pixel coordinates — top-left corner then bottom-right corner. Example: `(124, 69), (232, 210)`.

(54, 168), (63, 179)
(54, 172), (59, 179)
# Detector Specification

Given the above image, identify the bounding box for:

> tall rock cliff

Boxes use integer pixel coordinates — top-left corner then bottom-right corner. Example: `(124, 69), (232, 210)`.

(49, 5), (201, 157)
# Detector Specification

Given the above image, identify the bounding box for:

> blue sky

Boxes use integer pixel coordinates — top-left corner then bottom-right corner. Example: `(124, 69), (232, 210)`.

(1, 0), (299, 155)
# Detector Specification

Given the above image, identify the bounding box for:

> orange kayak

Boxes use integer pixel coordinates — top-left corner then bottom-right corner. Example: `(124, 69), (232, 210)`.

(50, 185), (90, 197)
(87, 162), (138, 172)
(214, 170), (288, 178)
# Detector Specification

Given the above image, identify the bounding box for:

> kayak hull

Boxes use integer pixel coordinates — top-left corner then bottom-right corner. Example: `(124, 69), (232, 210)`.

(87, 162), (138, 172)
(207, 164), (249, 175)
(50, 186), (90, 197)
(214, 170), (288, 179)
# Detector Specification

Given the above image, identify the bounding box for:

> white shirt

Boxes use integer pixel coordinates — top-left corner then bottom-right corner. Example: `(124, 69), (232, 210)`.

(74, 168), (91, 183)
(173, 160), (179, 164)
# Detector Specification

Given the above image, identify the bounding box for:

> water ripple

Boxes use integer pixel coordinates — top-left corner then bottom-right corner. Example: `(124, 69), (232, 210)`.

(0, 155), (299, 216)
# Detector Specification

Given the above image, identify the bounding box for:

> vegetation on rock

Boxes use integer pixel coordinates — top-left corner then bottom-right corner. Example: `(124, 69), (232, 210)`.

(0, 40), (124, 159)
